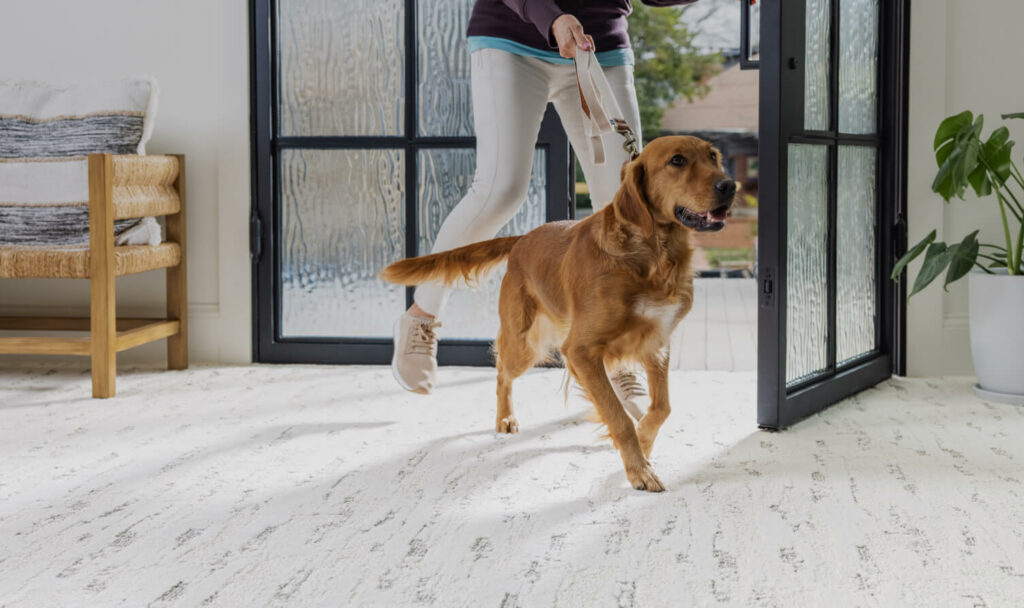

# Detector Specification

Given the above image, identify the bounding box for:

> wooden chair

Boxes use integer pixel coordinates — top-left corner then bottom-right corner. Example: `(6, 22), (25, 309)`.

(0, 154), (188, 398)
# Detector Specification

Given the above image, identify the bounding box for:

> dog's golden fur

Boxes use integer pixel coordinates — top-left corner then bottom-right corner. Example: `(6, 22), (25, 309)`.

(381, 136), (735, 491)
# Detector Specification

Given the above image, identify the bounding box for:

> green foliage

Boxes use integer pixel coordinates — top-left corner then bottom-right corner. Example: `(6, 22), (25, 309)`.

(628, 3), (722, 142)
(893, 112), (1024, 297)
(890, 229), (934, 281)
(706, 248), (753, 268)
(575, 191), (592, 211)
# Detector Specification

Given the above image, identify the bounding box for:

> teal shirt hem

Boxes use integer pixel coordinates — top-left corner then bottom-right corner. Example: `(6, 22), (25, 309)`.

(467, 36), (634, 67)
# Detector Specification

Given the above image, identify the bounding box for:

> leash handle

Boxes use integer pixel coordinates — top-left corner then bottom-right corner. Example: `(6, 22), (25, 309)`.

(573, 50), (641, 165)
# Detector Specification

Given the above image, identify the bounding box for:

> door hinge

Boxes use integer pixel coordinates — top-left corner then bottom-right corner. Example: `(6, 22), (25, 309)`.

(760, 267), (775, 308)
(250, 211), (263, 262)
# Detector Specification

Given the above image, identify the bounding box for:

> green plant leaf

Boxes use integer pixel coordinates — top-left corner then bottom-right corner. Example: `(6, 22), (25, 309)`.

(932, 152), (958, 200)
(944, 231), (980, 289)
(955, 118), (984, 192)
(980, 127), (1014, 187)
(932, 112), (986, 201)
(909, 242), (952, 298)
(891, 229), (936, 280)
(1001, 112), (1024, 120)
(968, 164), (992, 197)
(934, 111), (974, 150)
(964, 125), (1009, 196)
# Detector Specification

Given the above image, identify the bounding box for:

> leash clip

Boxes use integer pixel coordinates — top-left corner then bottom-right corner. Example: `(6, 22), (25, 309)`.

(575, 50), (641, 164)
(612, 118), (640, 161)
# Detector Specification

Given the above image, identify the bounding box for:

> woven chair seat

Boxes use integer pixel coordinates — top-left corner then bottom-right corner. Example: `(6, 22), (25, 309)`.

(0, 242), (180, 279)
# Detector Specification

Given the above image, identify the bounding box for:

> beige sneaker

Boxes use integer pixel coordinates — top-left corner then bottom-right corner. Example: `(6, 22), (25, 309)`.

(392, 312), (442, 394)
(610, 369), (649, 421)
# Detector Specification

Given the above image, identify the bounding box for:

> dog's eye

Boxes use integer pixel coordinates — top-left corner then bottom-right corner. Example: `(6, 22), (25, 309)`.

(709, 151), (718, 162)
(669, 155), (687, 167)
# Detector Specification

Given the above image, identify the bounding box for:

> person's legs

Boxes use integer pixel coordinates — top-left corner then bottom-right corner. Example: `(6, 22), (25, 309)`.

(412, 50), (552, 317)
(550, 63), (642, 210)
(394, 49), (551, 394)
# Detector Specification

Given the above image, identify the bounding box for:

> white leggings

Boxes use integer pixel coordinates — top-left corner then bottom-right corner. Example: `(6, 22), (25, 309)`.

(414, 48), (642, 316)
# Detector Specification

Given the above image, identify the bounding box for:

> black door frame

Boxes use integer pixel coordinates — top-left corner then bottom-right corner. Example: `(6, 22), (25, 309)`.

(757, 0), (910, 429)
(249, 0), (573, 365)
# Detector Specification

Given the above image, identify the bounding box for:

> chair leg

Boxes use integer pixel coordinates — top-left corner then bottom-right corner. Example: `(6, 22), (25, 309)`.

(167, 263), (188, 370)
(89, 154), (117, 398)
(167, 154), (188, 370)
(90, 294), (117, 398)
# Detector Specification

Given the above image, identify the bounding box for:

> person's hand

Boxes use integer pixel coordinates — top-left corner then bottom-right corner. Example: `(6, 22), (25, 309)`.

(551, 14), (594, 59)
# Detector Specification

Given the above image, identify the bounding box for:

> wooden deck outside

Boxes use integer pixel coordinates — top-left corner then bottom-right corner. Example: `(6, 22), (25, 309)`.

(670, 278), (757, 371)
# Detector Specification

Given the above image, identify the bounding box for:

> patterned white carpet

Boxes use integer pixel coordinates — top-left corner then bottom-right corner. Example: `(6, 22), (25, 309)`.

(1, 363), (1023, 606)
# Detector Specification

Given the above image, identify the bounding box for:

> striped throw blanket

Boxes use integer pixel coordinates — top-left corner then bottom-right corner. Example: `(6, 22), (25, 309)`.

(0, 78), (161, 246)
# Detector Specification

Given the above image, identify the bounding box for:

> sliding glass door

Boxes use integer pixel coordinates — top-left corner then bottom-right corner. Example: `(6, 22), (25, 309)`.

(250, 0), (572, 364)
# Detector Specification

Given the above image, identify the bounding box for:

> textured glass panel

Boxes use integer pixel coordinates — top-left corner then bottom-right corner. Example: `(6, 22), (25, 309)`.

(418, 0), (475, 136)
(418, 148), (547, 340)
(786, 144), (829, 385)
(277, 0), (404, 136)
(837, 146), (877, 363)
(281, 149), (405, 337)
(839, 0), (879, 134)
(804, 0), (831, 131)
(747, 2), (761, 62)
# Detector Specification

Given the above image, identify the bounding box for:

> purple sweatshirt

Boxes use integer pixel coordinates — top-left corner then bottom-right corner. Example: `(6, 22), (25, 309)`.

(466, 0), (700, 52)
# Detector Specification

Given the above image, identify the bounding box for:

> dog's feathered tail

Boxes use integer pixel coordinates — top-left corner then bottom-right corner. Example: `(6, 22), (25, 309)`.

(380, 236), (522, 287)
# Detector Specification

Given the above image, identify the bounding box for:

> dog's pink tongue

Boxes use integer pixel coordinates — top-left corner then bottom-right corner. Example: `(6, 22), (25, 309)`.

(708, 209), (728, 222)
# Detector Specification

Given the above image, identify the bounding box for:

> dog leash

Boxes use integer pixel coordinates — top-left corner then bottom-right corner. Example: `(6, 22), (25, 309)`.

(573, 49), (640, 165)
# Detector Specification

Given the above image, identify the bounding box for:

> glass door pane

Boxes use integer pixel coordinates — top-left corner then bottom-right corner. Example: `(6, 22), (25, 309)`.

(803, 0), (831, 131)
(838, 0), (879, 134)
(785, 144), (829, 385)
(417, 0), (475, 137)
(417, 149), (547, 340)
(836, 146), (877, 363)
(740, 0), (761, 69)
(280, 149), (406, 338)
(277, 0), (405, 136)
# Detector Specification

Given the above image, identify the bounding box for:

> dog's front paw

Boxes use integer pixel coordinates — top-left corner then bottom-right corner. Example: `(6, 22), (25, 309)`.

(626, 463), (665, 492)
(496, 416), (520, 434)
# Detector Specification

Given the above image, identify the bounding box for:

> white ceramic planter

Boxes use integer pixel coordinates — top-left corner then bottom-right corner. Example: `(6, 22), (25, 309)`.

(969, 270), (1024, 404)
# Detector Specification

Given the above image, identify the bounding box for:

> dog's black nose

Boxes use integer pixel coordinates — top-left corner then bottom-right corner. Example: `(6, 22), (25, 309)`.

(714, 179), (736, 198)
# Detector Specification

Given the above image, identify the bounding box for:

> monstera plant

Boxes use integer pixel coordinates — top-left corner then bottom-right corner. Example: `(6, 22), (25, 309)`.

(893, 111), (1024, 291)
(893, 111), (1024, 402)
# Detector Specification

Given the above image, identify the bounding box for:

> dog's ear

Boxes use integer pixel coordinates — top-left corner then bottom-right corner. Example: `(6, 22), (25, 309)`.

(614, 160), (654, 237)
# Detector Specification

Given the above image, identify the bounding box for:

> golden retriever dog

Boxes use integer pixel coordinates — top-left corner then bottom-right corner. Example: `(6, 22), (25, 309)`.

(381, 136), (736, 492)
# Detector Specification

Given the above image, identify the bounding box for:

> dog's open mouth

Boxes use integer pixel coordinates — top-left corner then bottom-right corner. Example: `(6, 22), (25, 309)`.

(674, 205), (728, 232)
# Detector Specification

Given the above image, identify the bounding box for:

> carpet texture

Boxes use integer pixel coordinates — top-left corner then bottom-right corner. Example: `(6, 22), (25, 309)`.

(1, 363), (1023, 606)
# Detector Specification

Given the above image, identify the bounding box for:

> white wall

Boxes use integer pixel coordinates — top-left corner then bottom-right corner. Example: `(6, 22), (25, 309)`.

(906, 0), (1024, 375)
(1, 0), (1019, 374)
(0, 0), (252, 364)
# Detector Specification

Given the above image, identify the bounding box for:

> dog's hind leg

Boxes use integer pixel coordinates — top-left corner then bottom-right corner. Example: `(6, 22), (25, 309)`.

(637, 348), (671, 459)
(562, 339), (665, 492)
(493, 273), (539, 434)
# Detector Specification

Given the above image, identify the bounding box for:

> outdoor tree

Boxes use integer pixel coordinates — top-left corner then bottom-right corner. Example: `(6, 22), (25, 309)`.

(628, 2), (722, 143)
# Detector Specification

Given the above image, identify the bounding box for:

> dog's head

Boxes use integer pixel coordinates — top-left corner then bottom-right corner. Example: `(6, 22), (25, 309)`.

(613, 136), (736, 236)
